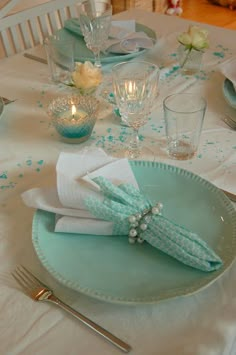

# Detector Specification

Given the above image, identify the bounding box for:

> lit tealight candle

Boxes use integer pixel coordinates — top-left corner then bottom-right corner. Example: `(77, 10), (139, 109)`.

(54, 104), (93, 143)
(60, 104), (88, 122)
(48, 95), (99, 144)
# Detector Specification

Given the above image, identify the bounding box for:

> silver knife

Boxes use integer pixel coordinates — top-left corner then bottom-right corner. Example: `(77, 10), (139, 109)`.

(1, 97), (15, 105)
(23, 53), (68, 70)
(221, 189), (236, 203)
(23, 53), (47, 64)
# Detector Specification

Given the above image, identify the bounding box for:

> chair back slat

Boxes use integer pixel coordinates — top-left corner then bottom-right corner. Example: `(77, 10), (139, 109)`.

(68, 4), (79, 18)
(1, 29), (13, 57)
(12, 25), (24, 53)
(57, 8), (67, 26)
(28, 18), (41, 46)
(48, 12), (60, 34)
(0, 0), (82, 57)
(19, 22), (33, 49)
(38, 14), (51, 39)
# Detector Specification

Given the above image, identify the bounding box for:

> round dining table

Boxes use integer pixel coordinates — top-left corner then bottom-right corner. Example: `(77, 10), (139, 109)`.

(0, 8), (236, 355)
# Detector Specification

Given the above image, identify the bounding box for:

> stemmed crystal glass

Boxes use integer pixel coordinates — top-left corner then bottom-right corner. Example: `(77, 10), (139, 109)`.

(78, 0), (112, 68)
(112, 61), (160, 159)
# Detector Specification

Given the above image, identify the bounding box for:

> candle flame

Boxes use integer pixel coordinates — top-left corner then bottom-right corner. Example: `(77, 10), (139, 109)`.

(72, 105), (76, 118)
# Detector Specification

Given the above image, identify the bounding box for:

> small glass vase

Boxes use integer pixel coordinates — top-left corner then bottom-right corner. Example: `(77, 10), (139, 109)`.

(177, 45), (203, 75)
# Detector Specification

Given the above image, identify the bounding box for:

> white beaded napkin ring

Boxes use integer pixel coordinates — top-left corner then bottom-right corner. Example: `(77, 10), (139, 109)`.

(128, 202), (163, 244)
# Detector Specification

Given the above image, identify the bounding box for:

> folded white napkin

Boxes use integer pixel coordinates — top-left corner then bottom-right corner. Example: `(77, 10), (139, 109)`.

(22, 148), (138, 235)
(219, 56), (236, 90)
(106, 20), (155, 54)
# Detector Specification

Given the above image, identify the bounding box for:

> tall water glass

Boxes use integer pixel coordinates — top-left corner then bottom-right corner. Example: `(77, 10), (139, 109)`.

(78, 0), (112, 68)
(112, 61), (159, 159)
(44, 35), (75, 84)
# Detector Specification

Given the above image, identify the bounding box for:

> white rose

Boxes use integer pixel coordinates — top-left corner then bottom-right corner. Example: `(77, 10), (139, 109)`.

(72, 61), (102, 90)
(177, 33), (192, 47)
(178, 25), (209, 51)
(189, 26), (208, 39)
(191, 32), (209, 50)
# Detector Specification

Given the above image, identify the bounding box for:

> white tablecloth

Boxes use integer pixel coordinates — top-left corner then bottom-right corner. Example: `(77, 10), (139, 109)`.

(0, 9), (236, 355)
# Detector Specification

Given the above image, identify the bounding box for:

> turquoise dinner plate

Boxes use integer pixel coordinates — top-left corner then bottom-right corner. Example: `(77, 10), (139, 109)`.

(56, 22), (156, 64)
(223, 78), (236, 111)
(32, 161), (236, 304)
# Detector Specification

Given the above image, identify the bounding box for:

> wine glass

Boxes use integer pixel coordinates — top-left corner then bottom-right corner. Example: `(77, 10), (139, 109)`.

(112, 61), (160, 159)
(78, 0), (112, 68)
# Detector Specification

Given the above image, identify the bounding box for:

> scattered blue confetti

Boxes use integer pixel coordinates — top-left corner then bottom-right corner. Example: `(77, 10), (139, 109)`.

(0, 172), (7, 179)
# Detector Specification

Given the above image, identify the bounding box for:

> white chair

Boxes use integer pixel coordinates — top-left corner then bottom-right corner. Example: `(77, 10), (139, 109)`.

(0, 0), (82, 57)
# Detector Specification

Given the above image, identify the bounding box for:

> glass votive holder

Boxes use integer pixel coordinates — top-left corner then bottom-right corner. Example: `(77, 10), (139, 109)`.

(47, 95), (99, 143)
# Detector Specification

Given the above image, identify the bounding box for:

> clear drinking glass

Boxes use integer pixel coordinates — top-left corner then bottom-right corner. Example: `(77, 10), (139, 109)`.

(112, 61), (160, 159)
(163, 93), (207, 160)
(44, 35), (75, 84)
(78, 0), (112, 68)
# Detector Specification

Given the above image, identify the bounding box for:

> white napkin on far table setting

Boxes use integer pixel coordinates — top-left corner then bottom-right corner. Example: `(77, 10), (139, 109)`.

(219, 56), (236, 90)
(107, 20), (155, 54)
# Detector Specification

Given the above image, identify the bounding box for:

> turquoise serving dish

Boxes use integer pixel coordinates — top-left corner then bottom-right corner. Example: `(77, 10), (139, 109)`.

(32, 161), (236, 305)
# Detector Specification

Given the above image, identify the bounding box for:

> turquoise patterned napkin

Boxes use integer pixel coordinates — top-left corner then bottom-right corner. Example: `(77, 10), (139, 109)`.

(85, 176), (223, 272)
(64, 18), (83, 37)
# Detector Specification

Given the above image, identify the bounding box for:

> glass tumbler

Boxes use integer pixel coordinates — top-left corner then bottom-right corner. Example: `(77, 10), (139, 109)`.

(163, 93), (207, 160)
(44, 35), (75, 84)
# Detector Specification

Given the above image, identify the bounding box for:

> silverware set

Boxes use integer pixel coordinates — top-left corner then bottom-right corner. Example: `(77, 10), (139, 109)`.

(12, 265), (131, 353)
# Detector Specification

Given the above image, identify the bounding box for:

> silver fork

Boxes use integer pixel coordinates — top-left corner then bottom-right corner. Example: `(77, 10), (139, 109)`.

(223, 115), (236, 130)
(1, 96), (15, 105)
(12, 265), (131, 353)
